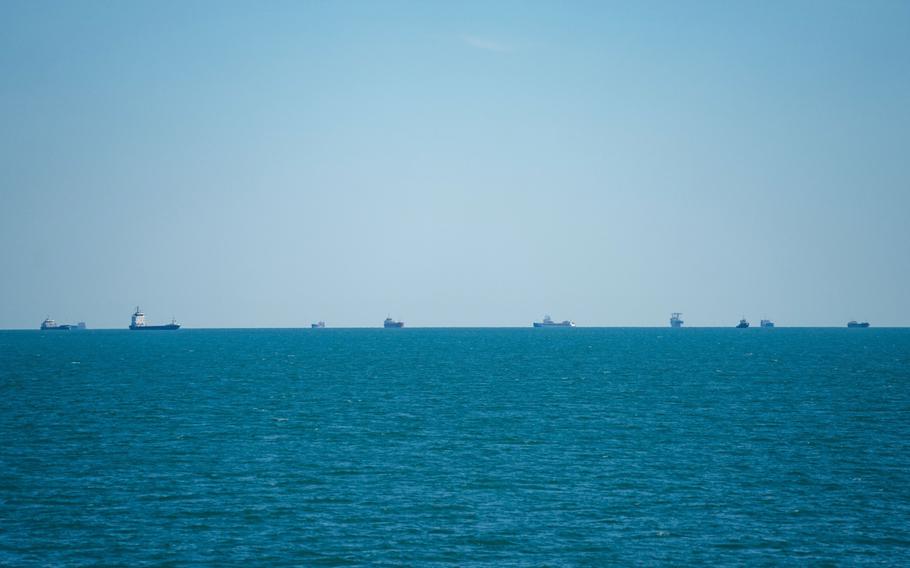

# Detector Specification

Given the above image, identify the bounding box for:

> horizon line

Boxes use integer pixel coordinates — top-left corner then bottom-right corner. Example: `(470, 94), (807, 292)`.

(3, 325), (905, 331)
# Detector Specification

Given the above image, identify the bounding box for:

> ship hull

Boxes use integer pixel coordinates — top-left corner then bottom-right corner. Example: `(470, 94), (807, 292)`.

(129, 324), (180, 330)
(847, 322), (870, 328)
(41, 325), (72, 330)
(533, 323), (575, 328)
(383, 322), (404, 328)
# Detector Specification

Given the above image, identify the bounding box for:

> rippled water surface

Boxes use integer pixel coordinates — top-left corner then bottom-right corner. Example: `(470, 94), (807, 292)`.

(1, 328), (909, 565)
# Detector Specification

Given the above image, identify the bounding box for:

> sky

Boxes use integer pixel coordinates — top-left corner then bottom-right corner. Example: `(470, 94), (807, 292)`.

(1, 0), (908, 328)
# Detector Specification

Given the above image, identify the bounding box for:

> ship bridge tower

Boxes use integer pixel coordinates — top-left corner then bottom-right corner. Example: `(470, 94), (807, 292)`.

(131, 307), (146, 328)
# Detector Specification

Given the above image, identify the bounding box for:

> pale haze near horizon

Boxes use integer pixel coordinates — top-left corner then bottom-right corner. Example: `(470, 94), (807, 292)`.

(1, 1), (908, 329)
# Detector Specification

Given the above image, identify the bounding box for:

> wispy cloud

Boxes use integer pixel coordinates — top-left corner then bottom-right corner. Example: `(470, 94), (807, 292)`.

(462, 36), (512, 53)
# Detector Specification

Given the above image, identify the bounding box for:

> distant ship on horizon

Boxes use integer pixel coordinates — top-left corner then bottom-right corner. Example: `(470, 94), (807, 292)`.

(41, 317), (71, 330)
(40, 318), (86, 330)
(533, 315), (575, 328)
(383, 317), (404, 328)
(761, 319), (775, 328)
(847, 320), (870, 328)
(670, 313), (684, 328)
(129, 307), (180, 330)
(736, 318), (750, 328)
(311, 321), (325, 328)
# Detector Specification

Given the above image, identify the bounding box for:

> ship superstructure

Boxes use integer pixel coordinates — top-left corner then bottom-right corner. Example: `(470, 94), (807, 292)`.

(736, 318), (750, 328)
(533, 315), (575, 328)
(670, 313), (684, 328)
(760, 319), (775, 328)
(129, 307), (180, 330)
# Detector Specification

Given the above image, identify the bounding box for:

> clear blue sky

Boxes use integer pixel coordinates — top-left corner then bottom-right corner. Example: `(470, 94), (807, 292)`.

(1, 1), (908, 328)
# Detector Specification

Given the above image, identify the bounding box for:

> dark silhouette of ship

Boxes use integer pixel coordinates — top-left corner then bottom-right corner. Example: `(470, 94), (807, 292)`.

(311, 321), (326, 328)
(847, 320), (870, 328)
(383, 317), (404, 328)
(670, 313), (684, 328)
(129, 307), (180, 330)
(736, 318), (750, 328)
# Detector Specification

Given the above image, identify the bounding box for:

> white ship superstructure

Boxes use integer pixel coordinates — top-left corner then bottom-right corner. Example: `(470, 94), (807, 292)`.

(131, 308), (146, 328)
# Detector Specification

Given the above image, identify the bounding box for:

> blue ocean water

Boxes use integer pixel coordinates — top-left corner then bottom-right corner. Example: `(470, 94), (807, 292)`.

(1, 328), (909, 565)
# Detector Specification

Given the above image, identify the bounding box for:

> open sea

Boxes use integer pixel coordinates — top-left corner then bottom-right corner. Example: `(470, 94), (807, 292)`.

(1, 328), (909, 566)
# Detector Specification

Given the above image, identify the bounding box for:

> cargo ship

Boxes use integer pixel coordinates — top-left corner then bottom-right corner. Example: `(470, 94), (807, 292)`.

(533, 315), (575, 328)
(129, 307), (180, 330)
(760, 319), (775, 328)
(736, 318), (750, 328)
(847, 320), (870, 328)
(40, 317), (71, 330)
(670, 313), (684, 328)
(383, 317), (404, 328)
(311, 321), (325, 328)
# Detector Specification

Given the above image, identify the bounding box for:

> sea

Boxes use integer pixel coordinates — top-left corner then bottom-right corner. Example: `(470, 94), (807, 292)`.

(1, 328), (909, 566)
